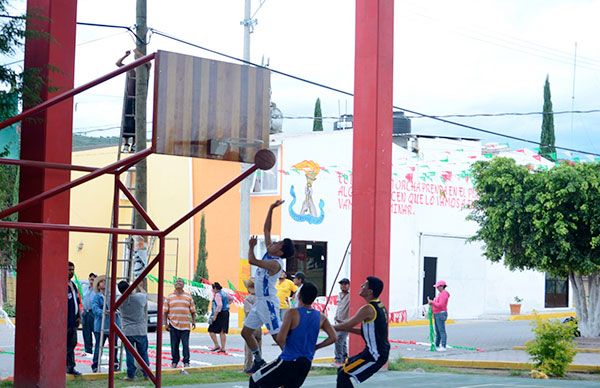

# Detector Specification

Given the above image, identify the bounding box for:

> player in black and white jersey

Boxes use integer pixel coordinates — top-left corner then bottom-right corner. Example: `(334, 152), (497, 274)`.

(333, 276), (390, 387)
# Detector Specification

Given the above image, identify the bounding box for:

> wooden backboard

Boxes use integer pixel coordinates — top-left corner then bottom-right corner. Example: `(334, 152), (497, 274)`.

(153, 50), (270, 162)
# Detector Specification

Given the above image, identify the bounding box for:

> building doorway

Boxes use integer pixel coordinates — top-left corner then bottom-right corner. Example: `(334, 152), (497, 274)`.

(422, 256), (437, 305)
(286, 240), (327, 296)
(545, 274), (568, 308)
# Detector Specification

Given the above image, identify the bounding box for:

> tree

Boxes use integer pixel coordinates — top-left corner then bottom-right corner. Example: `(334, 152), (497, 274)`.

(0, 3), (26, 304)
(312, 97), (323, 131)
(469, 158), (600, 337)
(539, 75), (556, 161)
(192, 213), (209, 316)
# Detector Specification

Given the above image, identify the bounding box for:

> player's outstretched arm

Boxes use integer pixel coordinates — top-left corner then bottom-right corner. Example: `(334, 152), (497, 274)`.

(264, 200), (284, 247)
(315, 314), (337, 350)
(248, 236), (281, 274)
(333, 304), (375, 335)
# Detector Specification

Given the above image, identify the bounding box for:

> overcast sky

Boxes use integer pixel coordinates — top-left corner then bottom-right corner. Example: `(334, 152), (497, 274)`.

(10, 0), (600, 156)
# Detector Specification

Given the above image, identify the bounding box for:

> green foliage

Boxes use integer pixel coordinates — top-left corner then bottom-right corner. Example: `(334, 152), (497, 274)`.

(2, 301), (15, 317)
(525, 316), (576, 377)
(0, 144), (20, 269)
(539, 75), (556, 161)
(192, 213), (209, 316)
(313, 97), (323, 131)
(514, 296), (523, 303)
(469, 158), (600, 277)
(72, 134), (120, 151)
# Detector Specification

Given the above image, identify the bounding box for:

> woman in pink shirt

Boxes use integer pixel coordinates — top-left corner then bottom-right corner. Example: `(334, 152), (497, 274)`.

(428, 280), (450, 351)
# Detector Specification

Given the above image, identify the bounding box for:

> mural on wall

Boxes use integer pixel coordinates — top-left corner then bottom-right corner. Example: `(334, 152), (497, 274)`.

(282, 148), (557, 217)
(288, 160), (325, 225)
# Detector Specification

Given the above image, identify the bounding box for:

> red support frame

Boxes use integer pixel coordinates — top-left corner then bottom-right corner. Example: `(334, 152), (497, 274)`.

(0, 52), (261, 387)
(350, 0), (394, 354)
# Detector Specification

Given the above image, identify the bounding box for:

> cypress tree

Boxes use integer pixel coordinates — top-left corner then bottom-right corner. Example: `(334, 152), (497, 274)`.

(539, 75), (556, 161)
(192, 213), (209, 316)
(313, 97), (323, 131)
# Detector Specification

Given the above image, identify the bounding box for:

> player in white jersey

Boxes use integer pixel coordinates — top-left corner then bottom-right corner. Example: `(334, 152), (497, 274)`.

(242, 200), (296, 374)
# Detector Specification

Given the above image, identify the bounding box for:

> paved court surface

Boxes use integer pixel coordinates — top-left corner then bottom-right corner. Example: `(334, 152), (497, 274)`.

(3, 319), (600, 379)
(168, 371), (600, 387)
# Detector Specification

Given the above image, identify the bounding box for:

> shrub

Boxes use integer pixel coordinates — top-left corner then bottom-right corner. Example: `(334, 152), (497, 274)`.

(525, 316), (576, 377)
(2, 302), (15, 317)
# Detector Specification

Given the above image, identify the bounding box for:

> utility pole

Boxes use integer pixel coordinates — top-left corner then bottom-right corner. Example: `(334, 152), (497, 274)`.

(134, 0), (148, 232)
(239, 0), (253, 288)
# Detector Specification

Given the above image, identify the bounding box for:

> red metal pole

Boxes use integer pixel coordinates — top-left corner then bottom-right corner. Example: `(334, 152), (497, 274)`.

(116, 179), (159, 230)
(108, 175), (120, 387)
(115, 254), (160, 310)
(0, 148), (152, 220)
(14, 1), (77, 386)
(156, 237), (166, 387)
(350, 0), (394, 354)
(163, 164), (258, 236)
(0, 157), (106, 173)
(114, 327), (156, 384)
(0, 220), (160, 236)
(0, 53), (155, 131)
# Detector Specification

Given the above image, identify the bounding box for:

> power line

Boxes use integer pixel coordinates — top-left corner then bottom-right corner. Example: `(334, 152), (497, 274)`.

(282, 109), (600, 120)
(149, 29), (600, 157)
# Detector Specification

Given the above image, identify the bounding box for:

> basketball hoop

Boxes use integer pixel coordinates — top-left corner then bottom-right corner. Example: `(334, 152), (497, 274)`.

(208, 138), (264, 156)
(222, 137), (264, 148)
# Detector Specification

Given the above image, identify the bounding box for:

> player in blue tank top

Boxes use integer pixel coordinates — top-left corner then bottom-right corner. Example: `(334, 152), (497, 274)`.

(242, 200), (297, 374)
(250, 282), (337, 388)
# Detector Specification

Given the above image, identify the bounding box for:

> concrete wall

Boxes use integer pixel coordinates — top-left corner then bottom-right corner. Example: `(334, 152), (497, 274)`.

(277, 130), (566, 319)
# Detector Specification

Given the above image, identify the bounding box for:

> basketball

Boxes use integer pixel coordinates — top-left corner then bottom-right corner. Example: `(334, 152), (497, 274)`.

(254, 149), (276, 170)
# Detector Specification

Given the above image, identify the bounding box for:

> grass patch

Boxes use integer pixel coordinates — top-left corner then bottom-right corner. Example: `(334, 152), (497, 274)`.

(509, 370), (525, 377)
(389, 358), (452, 373)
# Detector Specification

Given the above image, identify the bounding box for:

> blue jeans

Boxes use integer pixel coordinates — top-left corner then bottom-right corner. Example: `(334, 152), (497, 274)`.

(125, 335), (150, 378)
(434, 311), (448, 348)
(92, 331), (120, 371)
(82, 311), (95, 353)
(169, 325), (190, 365)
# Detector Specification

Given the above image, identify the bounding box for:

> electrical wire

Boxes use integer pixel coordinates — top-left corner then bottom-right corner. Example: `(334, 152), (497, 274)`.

(1, 15), (597, 156)
(149, 29), (600, 157)
(283, 109), (600, 120)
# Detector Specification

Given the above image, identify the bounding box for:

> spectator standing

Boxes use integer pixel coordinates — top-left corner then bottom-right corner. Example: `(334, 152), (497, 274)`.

(428, 280), (450, 351)
(250, 282), (337, 388)
(164, 278), (196, 368)
(81, 272), (97, 354)
(91, 275), (121, 373)
(333, 276), (390, 388)
(290, 271), (306, 308)
(275, 271), (297, 321)
(208, 282), (230, 352)
(117, 280), (150, 381)
(242, 278), (262, 373)
(333, 278), (350, 367)
(67, 261), (82, 376)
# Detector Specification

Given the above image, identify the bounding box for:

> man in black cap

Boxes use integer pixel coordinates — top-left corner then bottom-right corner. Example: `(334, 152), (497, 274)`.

(333, 276), (390, 387)
(333, 278), (350, 366)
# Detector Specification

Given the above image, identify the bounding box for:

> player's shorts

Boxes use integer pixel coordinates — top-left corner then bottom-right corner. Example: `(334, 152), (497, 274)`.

(337, 348), (389, 386)
(243, 298), (281, 334)
(250, 357), (311, 388)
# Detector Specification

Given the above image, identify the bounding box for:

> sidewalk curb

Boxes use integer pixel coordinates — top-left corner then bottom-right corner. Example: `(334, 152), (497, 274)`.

(508, 311), (575, 321)
(390, 319), (455, 327)
(65, 357), (336, 381)
(513, 345), (600, 354)
(401, 357), (600, 373)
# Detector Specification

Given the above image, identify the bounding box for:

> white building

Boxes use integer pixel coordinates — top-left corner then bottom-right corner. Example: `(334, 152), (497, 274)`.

(272, 130), (571, 320)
